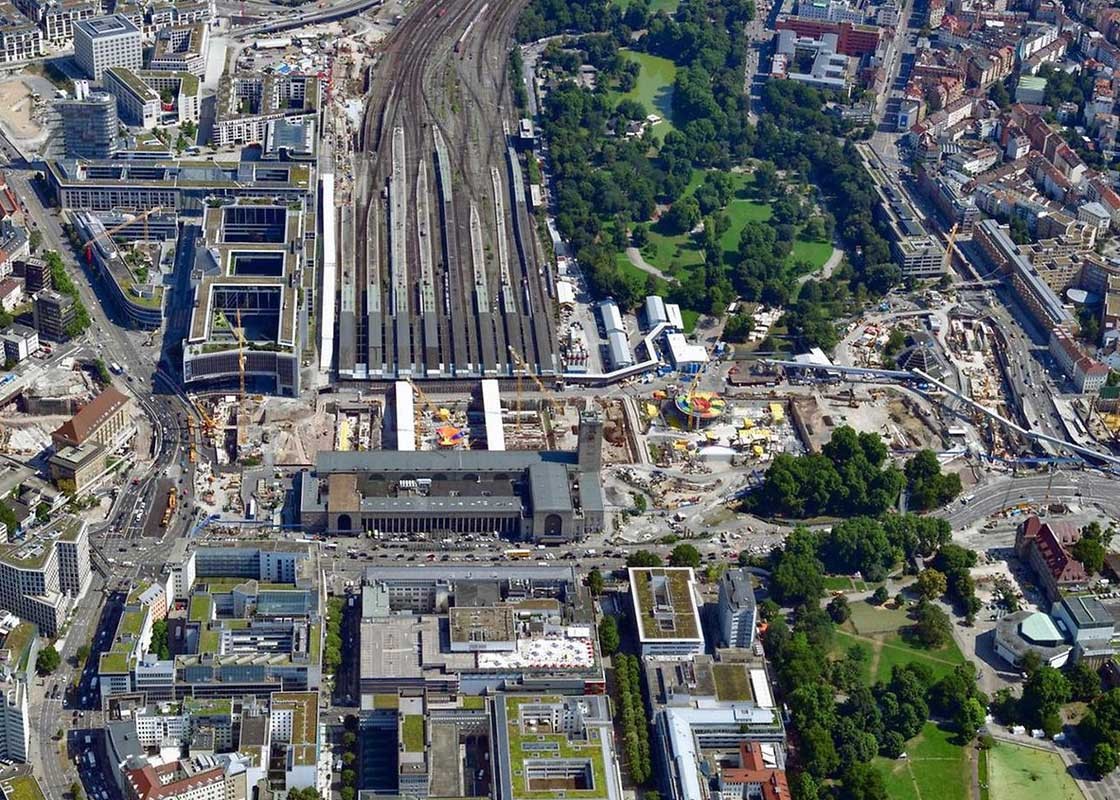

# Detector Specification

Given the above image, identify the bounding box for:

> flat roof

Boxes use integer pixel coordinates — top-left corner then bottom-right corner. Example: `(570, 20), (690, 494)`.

(629, 567), (703, 642)
(449, 606), (515, 645)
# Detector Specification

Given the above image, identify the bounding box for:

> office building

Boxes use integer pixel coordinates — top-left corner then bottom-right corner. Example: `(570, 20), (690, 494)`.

(718, 569), (757, 649)
(21, 258), (50, 292)
(57, 83), (118, 159)
(1016, 516), (1089, 602)
(0, 325), (38, 364)
(147, 22), (207, 75)
(182, 202), (305, 397)
(358, 565), (602, 700)
(48, 441), (107, 494)
(33, 289), (75, 341)
(0, 620), (36, 762)
(629, 567), (705, 657)
(73, 14), (140, 80)
(103, 67), (160, 128)
(0, 520), (91, 636)
(51, 386), (133, 449)
(493, 695), (623, 800)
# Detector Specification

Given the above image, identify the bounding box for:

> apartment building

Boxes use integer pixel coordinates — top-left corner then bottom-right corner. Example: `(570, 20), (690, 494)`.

(0, 4), (43, 62)
(717, 569), (757, 649)
(147, 22), (207, 74)
(1049, 325), (1109, 392)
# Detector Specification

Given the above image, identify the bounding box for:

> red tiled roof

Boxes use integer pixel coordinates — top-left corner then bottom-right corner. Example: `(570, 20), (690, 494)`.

(722, 742), (790, 800)
(52, 386), (129, 447)
(125, 762), (224, 800)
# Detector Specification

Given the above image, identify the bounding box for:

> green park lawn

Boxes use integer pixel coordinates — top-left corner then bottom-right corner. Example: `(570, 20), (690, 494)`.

(612, 0), (681, 12)
(875, 723), (971, 800)
(832, 599), (966, 685)
(986, 741), (1084, 800)
(613, 50), (677, 140)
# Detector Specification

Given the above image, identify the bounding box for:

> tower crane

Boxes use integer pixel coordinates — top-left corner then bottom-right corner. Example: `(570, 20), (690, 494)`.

(79, 206), (165, 264)
(506, 346), (558, 414)
(941, 222), (959, 275)
(235, 307), (247, 448)
(406, 378), (441, 446)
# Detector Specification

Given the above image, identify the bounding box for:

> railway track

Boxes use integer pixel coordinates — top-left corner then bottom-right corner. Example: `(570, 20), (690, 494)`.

(343, 0), (558, 381)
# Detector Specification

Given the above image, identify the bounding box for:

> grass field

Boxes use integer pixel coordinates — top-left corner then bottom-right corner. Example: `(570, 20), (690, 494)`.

(875, 723), (971, 800)
(612, 0), (680, 12)
(987, 741), (1084, 800)
(613, 50), (677, 141)
(833, 599), (967, 685)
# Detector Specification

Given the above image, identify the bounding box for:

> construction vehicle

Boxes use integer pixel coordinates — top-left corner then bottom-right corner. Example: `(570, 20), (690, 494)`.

(406, 378), (442, 445)
(160, 487), (177, 527)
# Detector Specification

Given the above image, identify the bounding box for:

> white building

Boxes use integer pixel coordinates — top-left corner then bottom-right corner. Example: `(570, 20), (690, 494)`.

(73, 14), (141, 80)
(664, 332), (708, 370)
(0, 521), (91, 636)
(103, 67), (160, 129)
(0, 325), (38, 364)
(629, 567), (705, 657)
(1049, 326), (1109, 392)
(1051, 595), (1115, 664)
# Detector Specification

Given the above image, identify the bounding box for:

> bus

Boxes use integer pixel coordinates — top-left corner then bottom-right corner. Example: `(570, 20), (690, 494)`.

(504, 548), (533, 560)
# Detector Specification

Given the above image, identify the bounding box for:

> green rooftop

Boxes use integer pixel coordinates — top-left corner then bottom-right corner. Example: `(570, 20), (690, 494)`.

(401, 715), (424, 752)
(99, 650), (129, 674)
(373, 694), (399, 710)
(503, 696), (608, 800)
(3, 623), (36, 675)
(189, 594), (213, 623)
(119, 608), (147, 638)
(184, 697), (232, 716)
(461, 696), (486, 710)
(127, 580), (151, 604)
(3, 776), (46, 800)
(198, 628), (220, 655)
(631, 567), (701, 640)
(711, 664), (753, 702)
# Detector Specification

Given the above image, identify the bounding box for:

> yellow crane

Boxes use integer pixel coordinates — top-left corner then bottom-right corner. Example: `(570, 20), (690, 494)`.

(406, 378), (441, 445)
(506, 346), (557, 415)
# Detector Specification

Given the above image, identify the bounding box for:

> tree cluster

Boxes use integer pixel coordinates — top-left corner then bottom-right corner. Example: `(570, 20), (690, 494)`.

(904, 450), (963, 511)
(750, 426), (903, 519)
(932, 544), (981, 623)
(614, 653), (652, 784)
(1081, 687), (1120, 777)
(324, 596), (344, 677)
(150, 619), (171, 660)
(598, 615), (620, 655)
(44, 252), (91, 339)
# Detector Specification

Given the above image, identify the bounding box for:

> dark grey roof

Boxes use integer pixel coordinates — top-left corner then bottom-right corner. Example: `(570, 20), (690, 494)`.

(1060, 595), (1113, 629)
(315, 449), (576, 474)
(359, 496), (523, 514)
(106, 720), (145, 763)
(720, 569), (755, 612)
(529, 462), (573, 513)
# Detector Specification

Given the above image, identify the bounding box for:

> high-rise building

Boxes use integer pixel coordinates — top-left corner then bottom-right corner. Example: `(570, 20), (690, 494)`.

(717, 569), (758, 649)
(0, 521), (91, 636)
(32, 289), (75, 342)
(57, 81), (118, 159)
(73, 14), (140, 80)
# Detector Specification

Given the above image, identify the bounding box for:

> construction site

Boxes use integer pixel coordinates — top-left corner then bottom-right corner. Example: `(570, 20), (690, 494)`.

(320, 0), (558, 381)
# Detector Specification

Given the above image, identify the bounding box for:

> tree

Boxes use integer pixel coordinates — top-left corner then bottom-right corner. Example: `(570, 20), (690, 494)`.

(1067, 661), (1102, 702)
(770, 527), (824, 605)
(29, 229), (42, 253)
(1072, 536), (1106, 575)
(76, 643), (91, 664)
(598, 615), (620, 655)
(910, 602), (951, 649)
(904, 450), (962, 511)
(929, 664), (980, 718)
(151, 619), (171, 660)
(342, 730), (357, 748)
(287, 789), (320, 800)
(342, 751), (356, 766)
(69, 783), (83, 800)
(1091, 742), (1119, 778)
(871, 586), (890, 605)
(669, 543), (702, 568)
(1021, 666), (1071, 729)
(827, 594), (851, 624)
(341, 769), (356, 787)
(664, 195), (700, 234)
(839, 762), (888, 800)
(916, 568), (947, 601)
(36, 644), (60, 675)
(789, 772), (820, 800)
(1079, 688), (1120, 751)
(800, 723), (839, 779)
(340, 789), (355, 800)
(626, 551), (662, 568)
(587, 568), (604, 597)
(758, 598), (780, 621)
(955, 697), (985, 740)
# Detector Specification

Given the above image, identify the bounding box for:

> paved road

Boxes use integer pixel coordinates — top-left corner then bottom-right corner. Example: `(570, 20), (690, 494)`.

(936, 471), (1120, 529)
